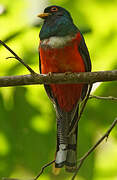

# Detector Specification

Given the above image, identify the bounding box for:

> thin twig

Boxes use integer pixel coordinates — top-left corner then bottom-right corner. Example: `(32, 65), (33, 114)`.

(68, 84), (93, 136)
(0, 40), (36, 75)
(6, 56), (17, 59)
(89, 95), (117, 101)
(34, 160), (55, 180)
(71, 118), (117, 180)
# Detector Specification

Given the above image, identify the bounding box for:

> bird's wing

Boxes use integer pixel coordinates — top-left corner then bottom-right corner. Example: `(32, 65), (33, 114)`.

(78, 33), (92, 99)
(78, 34), (91, 72)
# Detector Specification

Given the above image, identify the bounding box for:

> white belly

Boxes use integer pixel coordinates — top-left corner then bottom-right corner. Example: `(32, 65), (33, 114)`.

(40, 35), (75, 48)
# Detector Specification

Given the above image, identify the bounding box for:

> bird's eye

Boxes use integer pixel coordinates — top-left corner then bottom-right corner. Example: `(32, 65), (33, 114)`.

(51, 7), (58, 12)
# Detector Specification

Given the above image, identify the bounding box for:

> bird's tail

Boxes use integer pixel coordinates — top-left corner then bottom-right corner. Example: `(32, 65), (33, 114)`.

(55, 108), (78, 172)
(55, 128), (78, 172)
(65, 126), (78, 172)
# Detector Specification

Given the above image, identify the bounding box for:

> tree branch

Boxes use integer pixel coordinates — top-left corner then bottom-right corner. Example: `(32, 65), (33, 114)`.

(34, 160), (55, 180)
(90, 95), (117, 101)
(0, 39), (117, 87)
(2, 160), (55, 180)
(0, 40), (36, 75)
(71, 118), (117, 180)
(0, 70), (117, 87)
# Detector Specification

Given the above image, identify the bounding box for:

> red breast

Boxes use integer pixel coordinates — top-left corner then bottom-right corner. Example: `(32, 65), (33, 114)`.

(39, 32), (85, 112)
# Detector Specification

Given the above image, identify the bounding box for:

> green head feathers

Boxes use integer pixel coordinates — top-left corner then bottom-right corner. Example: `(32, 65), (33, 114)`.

(39, 5), (78, 40)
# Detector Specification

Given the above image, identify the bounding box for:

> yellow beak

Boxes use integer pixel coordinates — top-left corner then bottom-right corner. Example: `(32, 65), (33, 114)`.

(37, 13), (51, 19)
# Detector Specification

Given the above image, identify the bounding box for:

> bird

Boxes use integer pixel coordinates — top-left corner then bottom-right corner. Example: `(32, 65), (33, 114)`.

(38, 5), (91, 172)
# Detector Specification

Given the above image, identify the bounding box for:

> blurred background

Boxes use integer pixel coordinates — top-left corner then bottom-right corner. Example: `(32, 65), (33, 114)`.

(0, 0), (117, 179)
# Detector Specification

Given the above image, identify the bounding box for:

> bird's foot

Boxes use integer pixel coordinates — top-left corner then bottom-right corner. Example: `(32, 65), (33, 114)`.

(65, 72), (72, 75)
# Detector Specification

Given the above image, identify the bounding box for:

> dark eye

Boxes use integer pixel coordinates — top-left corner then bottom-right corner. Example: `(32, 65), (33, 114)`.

(51, 7), (58, 12)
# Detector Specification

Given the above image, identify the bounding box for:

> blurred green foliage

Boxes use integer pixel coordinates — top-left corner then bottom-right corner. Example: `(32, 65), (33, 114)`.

(0, 0), (117, 180)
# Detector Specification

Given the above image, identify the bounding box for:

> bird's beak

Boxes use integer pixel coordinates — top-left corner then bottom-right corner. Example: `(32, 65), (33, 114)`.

(37, 13), (51, 19)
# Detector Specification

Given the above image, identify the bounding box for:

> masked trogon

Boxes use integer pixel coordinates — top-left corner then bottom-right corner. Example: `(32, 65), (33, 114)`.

(38, 5), (91, 172)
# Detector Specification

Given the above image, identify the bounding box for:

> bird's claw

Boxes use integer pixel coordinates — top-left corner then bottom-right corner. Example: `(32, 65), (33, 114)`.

(65, 72), (72, 75)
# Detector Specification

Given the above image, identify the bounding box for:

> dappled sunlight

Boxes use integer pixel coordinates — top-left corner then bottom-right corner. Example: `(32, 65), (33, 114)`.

(91, 82), (102, 93)
(37, 174), (51, 180)
(0, 87), (14, 110)
(9, 165), (34, 179)
(95, 137), (117, 179)
(25, 86), (51, 111)
(30, 115), (53, 133)
(0, 132), (10, 156)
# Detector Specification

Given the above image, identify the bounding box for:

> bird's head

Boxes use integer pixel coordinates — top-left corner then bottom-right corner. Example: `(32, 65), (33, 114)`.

(38, 5), (78, 40)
